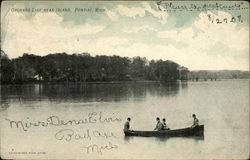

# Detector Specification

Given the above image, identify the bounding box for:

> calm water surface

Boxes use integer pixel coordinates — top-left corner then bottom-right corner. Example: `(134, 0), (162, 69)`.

(0, 80), (249, 159)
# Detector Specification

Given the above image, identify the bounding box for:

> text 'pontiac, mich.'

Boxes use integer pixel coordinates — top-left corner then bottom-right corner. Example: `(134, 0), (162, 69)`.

(10, 7), (105, 13)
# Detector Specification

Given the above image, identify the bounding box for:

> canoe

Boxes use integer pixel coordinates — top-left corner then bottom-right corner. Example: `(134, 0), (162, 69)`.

(124, 125), (204, 137)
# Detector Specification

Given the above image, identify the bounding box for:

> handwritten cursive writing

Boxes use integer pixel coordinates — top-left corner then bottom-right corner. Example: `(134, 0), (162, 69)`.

(5, 112), (122, 131)
(82, 142), (118, 154)
(54, 129), (116, 142)
(157, 1), (248, 12)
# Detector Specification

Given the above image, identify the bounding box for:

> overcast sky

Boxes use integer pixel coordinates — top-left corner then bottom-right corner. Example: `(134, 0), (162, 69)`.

(1, 1), (249, 70)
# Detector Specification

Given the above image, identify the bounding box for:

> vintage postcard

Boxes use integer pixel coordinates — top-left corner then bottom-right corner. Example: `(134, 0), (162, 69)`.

(0, 0), (249, 159)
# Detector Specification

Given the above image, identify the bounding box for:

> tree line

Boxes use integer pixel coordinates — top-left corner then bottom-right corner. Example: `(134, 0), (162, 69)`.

(0, 51), (189, 84)
(188, 70), (250, 81)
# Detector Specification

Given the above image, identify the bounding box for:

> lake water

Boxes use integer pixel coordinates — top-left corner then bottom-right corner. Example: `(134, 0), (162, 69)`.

(0, 80), (249, 159)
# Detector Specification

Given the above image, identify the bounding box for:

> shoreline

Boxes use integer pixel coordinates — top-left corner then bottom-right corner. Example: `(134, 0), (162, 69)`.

(1, 78), (249, 86)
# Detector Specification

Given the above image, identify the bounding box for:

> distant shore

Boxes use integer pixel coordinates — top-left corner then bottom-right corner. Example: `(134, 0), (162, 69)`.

(1, 78), (249, 86)
(1, 53), (249, 85)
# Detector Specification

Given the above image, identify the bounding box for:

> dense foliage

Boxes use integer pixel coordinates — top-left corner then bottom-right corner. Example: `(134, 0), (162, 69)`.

(0, 52), (188, 84)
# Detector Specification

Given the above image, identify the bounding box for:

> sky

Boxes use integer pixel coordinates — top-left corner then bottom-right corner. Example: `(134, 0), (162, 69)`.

(1, 1), (249, 70)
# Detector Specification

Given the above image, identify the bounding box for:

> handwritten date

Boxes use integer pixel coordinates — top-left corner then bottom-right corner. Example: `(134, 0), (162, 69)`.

(207, 14), (243, 24)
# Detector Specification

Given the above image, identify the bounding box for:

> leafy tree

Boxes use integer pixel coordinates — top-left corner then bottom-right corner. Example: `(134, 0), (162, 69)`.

(0, 52), (187, 84)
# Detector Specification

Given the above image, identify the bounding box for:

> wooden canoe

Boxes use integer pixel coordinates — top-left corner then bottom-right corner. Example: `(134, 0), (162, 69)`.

(124, 125), (204, 137)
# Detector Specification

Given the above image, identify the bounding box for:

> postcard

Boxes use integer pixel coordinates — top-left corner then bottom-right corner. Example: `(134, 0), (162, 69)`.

(0, 1), (249, 159)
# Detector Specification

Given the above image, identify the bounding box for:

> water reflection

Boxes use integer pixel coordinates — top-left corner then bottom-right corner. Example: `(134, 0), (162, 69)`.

(1, 80), (248, 158)
(123, 135), (204, 143)
(0, 101), (10, 110)
(180, 81), (188, 89)
(1, 81), (188, 103)
(123, 135), (134, 143)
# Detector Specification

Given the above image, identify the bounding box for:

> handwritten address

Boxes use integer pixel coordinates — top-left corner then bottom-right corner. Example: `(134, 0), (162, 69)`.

(54, 128), (118, 154)
(5, 112), (121, 132)
(5, 112), (122, 155)
(83, 142), (118, 155)
(55, 128), (116, 141)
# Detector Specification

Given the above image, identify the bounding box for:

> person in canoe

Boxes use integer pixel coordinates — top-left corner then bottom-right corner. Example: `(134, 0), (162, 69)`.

(124, 117), (131, 131)
(154, 117), (164, 131)
(162, 118), (170, 130)
(191, 114), (199, 128)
